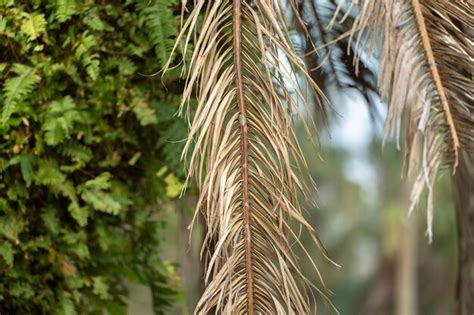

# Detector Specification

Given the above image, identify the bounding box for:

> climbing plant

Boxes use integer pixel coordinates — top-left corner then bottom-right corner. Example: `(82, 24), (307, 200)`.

(0, 0), (185, 314)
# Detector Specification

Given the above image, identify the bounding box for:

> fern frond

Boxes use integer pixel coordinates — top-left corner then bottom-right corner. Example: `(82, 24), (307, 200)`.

(348, 0), (473, 240)
(136, 0), (178, 67)
(1, 64), (41, 124)
(83, 7), (112, 31)
(165, 1), (336, 313)
(131, 95), (158, 126)
(43, 96), (83, 146)
(20, 12), (47, 41)
(59, 141), (93, 164)
(51, 0), (77, 24)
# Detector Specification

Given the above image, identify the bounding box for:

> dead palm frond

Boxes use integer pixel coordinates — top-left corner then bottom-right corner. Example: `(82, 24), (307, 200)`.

(164, 1), (337, 313)
(324, 0), (473, 240)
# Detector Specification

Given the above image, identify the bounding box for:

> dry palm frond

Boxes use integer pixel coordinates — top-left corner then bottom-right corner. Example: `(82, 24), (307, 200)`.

(164, 0), (336, 314)
(341, 0), (473, 240)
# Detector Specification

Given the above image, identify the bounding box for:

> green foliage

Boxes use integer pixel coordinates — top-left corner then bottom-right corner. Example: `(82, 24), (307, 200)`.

(1, 64), (41, 123)
(136, 0), (177, 67)
(20, 12), (47, 41)
(0, 1), (186, 314)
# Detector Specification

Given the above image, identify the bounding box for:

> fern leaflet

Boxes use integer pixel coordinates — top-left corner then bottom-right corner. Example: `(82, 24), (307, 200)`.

(2, 64), (41, 124)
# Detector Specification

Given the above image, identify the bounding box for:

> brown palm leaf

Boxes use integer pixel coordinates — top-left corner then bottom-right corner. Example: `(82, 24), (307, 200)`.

(345, 0), (473, 240)
(164, 0), (337, 313)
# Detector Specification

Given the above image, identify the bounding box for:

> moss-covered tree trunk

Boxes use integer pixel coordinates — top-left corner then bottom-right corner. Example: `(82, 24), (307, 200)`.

(452, 150), (474, 315)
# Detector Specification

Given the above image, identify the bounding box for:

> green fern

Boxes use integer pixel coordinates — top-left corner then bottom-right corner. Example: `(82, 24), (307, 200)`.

(0, 241), (14, 267)
(105, 56), (137, 76)
(92, 277), (111, 300)
(0, 2), (182, 312)
(136, 0), (177, 67)
(0, 214), (23, 241)
(7, 154), (35, 187)
(80, 173), (132, 215)
(59, 141), (93, 164)
(1, 64), (41, 124)
(20, 12), (47, 41)
(132, 95), (158, 126)
(59, 141), (93, 172)
(34, 160), (66, 186)
(43, 96), (81, 146)
(9, 282), (34, 299)
(74, 33), (96, 59)
(83, 7), (112, 31)
(67, 202), (89, 227)
(52, 0), (77, 23)
(58, 181), (89, 227)
(74, 33), (100, 80)
(56, 294), (78, 315)
(85, 58), (100, 81)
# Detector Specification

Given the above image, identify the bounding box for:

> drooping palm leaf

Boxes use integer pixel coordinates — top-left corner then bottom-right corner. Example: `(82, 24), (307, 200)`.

(164, 0), (336, 313)
(335, 0), (473, 240)
(295, 0), (380, 122)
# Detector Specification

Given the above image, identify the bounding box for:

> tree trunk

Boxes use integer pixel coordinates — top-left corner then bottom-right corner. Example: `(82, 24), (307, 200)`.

(452, 150), (474, 315)
(395, 214), (418, 315)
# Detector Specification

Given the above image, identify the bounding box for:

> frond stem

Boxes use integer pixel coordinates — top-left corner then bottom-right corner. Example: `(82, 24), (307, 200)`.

(233, 1), (255, 314)
(411, 0), (460, 167)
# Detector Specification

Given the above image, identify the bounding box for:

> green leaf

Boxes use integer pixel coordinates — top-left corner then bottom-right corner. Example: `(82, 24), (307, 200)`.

(74, 33), (96, 59)
(0, 63), (8, 73)
(0, 214), (24, 241)
(128, 152), (141, 166)
(136, 0), (178, 67)
(0, 198), (8, 211)
(80, 173), (131, 215)
(68, 203), (89, 227)
(41, 208), (60, 236)
(44, 121), (65, 145)
(81, 190), (122, 215)
(92, 277), (111, 300)
(10, 282), (34, 298)
(35, 160), (66, 185)
(20, 155), (34, 187)
(64, 276), (85, 290)
(83, 7), (112, 31)
(21, 13), (47, 41)
(56, 294), (77, 315)
(43, 96), (80, 146)
(72, 242), (90, 260)
(132, 96), (158, 126)
(86, 58), (100, 81)
(84, 172), (112, 190)
(0, 241), (14, 267)
(8, 154), (35, 187)
(59, 142), (93, 164)
(164, 173), (183, 198)
(106, 56), (137, 76)
(57, 181), (89, 226)
(1, 64), (41, 124)
(53, 0), (77, 23)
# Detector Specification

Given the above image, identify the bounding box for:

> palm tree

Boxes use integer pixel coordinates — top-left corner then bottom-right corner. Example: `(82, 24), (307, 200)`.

(165, 0), (473, 313)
